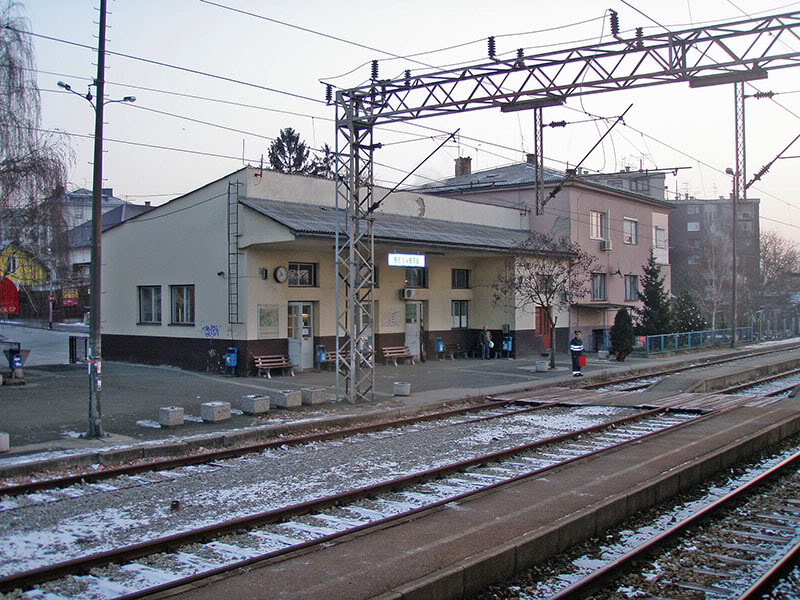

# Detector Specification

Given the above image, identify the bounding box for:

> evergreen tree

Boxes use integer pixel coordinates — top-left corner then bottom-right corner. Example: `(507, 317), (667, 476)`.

(308, 143), (334, 179)
(635, 250), (672, 335)
(671, 290), (707, 333)
(609, 307), (634, 361)
(268, 128), (310, 174)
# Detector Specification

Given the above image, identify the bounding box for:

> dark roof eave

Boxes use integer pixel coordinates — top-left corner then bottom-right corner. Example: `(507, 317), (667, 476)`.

(282, 230), (519, 254)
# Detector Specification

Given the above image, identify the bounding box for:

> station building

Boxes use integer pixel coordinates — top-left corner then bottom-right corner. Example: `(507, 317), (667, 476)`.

(101, 166), (567, 373)
(422, 157), (675, 352)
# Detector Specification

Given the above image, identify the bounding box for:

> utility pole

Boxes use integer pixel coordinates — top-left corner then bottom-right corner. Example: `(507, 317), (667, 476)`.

(88, 0), (108, 438)
(57, 2), (134, 438)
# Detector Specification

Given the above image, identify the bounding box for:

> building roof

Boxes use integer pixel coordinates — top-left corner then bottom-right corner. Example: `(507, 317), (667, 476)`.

(419, 162), (565, 194)
(420, 162), (675, 209)
(69, 203), (155, 248)
(240, 198), (532, 252)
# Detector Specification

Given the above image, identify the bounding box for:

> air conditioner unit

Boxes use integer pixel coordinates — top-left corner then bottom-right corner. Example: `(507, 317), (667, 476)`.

(399, 288), (416, 300)
(601, 239), (613, 251)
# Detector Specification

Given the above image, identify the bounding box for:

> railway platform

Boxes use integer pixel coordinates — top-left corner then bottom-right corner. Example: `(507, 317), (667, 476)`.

(159, 362), (800, 600)
(0, 339), (798, 472)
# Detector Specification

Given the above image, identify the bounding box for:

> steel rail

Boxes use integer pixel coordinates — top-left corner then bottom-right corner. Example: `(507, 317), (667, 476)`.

(581, 342), (800, 391)
(0, 400), (531, 496)
(0, 403), (700, 595)
(717, 368), (800, 395)
(737, 538), (800, 599)
(544, 449), (800, 599)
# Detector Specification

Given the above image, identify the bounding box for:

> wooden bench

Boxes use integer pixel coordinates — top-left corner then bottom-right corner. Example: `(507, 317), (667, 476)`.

(253, 355), (295, 378)
(440, 343), (469, 360)
(381, 345), (415, 366)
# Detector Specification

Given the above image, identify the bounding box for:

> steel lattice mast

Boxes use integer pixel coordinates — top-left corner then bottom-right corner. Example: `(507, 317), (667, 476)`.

(334, 10), (800, 401)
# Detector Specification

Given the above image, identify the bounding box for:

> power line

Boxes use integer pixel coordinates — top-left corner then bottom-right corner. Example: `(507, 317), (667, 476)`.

(5, 25), (325, 104)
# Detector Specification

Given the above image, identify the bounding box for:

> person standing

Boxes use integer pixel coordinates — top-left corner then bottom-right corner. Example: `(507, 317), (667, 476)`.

(419, 318), (427, 362)
(570, 330), (584, 377)
(480, 325), (492, 360)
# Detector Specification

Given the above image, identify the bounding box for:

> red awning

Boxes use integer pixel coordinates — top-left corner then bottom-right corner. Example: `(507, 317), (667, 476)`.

(0, 277), (19, 314)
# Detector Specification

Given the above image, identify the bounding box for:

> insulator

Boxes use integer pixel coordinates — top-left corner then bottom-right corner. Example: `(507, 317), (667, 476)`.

(325, 84), (332, 104)
(636, 27), (643, 48)
(754, 91), (775, 99)
(488, 36), (496, 58)
(404, 69), (411, 87)
(517, 48), (524, 60)
(371, 60), (379, 81)
(609, 10), (620, 37)
(548, 120), (567, 128)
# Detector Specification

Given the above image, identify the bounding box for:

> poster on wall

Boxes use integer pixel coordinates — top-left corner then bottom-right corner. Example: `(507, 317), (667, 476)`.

(63, 288), (79, 307)
(258, 304), (279, 338)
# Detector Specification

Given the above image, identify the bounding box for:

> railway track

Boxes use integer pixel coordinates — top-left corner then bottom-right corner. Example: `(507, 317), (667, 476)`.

(476, 439), (800, 599)
(587, 342), (800, 393)
(0, 404), (702, 599)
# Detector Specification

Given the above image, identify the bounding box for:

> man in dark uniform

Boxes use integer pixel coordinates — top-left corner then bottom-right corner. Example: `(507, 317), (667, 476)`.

(569, 330), (584, 377)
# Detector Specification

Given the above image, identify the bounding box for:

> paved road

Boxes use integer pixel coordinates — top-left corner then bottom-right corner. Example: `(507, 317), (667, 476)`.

(0, 322), (86, 366)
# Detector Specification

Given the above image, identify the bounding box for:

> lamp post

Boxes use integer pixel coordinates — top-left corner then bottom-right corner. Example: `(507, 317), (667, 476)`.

(725, 167), (737, 349)
(57, 0), (134, 438)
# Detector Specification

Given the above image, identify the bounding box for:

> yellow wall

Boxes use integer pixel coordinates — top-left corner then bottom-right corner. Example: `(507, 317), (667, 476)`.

(1, 245), (48, 287)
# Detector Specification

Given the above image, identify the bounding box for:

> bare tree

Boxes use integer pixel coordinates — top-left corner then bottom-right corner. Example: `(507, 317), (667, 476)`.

(745, 229), (800, 325)
(690, 232), (731, 329)
(1, 2), (72, 287)
(492, 231), (598, 368)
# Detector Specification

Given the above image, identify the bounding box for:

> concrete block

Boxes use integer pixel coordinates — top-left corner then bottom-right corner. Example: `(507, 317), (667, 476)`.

(462, 544), (516, 597)
(241, 395), (270, 415)
(158, 406), (184, 427)
(201, 401), (231, 422)
(272, 390), (301, 409)
(0, 432), (8, 453)
(301, 388), (327, 405)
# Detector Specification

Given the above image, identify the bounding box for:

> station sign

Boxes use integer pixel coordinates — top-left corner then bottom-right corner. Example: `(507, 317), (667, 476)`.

(388, 253), (426, 268)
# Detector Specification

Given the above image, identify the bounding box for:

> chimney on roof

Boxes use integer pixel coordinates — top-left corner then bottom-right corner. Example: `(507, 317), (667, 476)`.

(145, 201), (151, 207)
(525, 153), (538, 165)
(455, 156), (472, 177)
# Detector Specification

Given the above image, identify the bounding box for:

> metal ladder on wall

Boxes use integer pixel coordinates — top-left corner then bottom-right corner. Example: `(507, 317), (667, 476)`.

(227, 182), (242, 324)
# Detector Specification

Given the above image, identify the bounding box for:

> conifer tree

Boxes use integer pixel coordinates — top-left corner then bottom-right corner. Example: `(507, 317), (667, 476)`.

(671, 290), (706, 333)
(609, 307), (634, 361)
(268, 128), (310, 174)
(635, 250), (672, 335)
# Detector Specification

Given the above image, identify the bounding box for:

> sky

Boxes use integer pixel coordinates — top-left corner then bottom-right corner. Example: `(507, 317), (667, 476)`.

(15, 0), (800, 241)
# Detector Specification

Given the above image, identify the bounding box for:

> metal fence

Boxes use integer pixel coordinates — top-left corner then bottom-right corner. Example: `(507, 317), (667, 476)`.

(643, 326), (755, 355)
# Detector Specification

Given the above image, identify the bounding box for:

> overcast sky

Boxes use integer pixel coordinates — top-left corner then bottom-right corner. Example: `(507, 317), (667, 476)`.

(18, 0), (800, 239)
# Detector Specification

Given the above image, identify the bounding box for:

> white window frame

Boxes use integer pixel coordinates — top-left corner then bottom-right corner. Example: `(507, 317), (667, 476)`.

(624, 275), (638, 301)
(288, 262), (317, 287)
(138, 285), (161, 324)
(687, 222), (700, 232)
(623, 218), (638, 245)
(451, 300), (468, 329)
(590, 211), (608, 240)
(170, 284), (195, 325)
(591, 273), (607, 301)
(654, 226), (667, 248)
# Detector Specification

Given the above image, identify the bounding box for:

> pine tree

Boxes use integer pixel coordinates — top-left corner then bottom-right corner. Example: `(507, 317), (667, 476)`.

(636, 250), (672, 336)
(609, 308), (634, 361)
(268, 128), (310, 174)
(671, 290), (707, 333)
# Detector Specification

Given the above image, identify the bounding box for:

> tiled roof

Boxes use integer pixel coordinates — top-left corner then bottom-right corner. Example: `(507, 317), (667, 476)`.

(240, 198), (530, 251)
(418, 163), (565, 193)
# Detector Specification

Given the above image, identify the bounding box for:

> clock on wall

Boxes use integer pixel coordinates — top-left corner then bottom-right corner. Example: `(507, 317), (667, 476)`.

(274, 266), (288, 283)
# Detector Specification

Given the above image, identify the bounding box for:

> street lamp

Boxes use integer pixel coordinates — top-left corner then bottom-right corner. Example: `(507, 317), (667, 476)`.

(725, 167), (737, 348)
(56, 0), (134, 438)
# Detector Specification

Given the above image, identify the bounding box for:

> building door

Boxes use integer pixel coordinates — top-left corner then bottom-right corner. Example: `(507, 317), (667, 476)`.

(404, 300), (423, 359)
(288, 302), (314, 371)
(535, 307), (552, 349)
